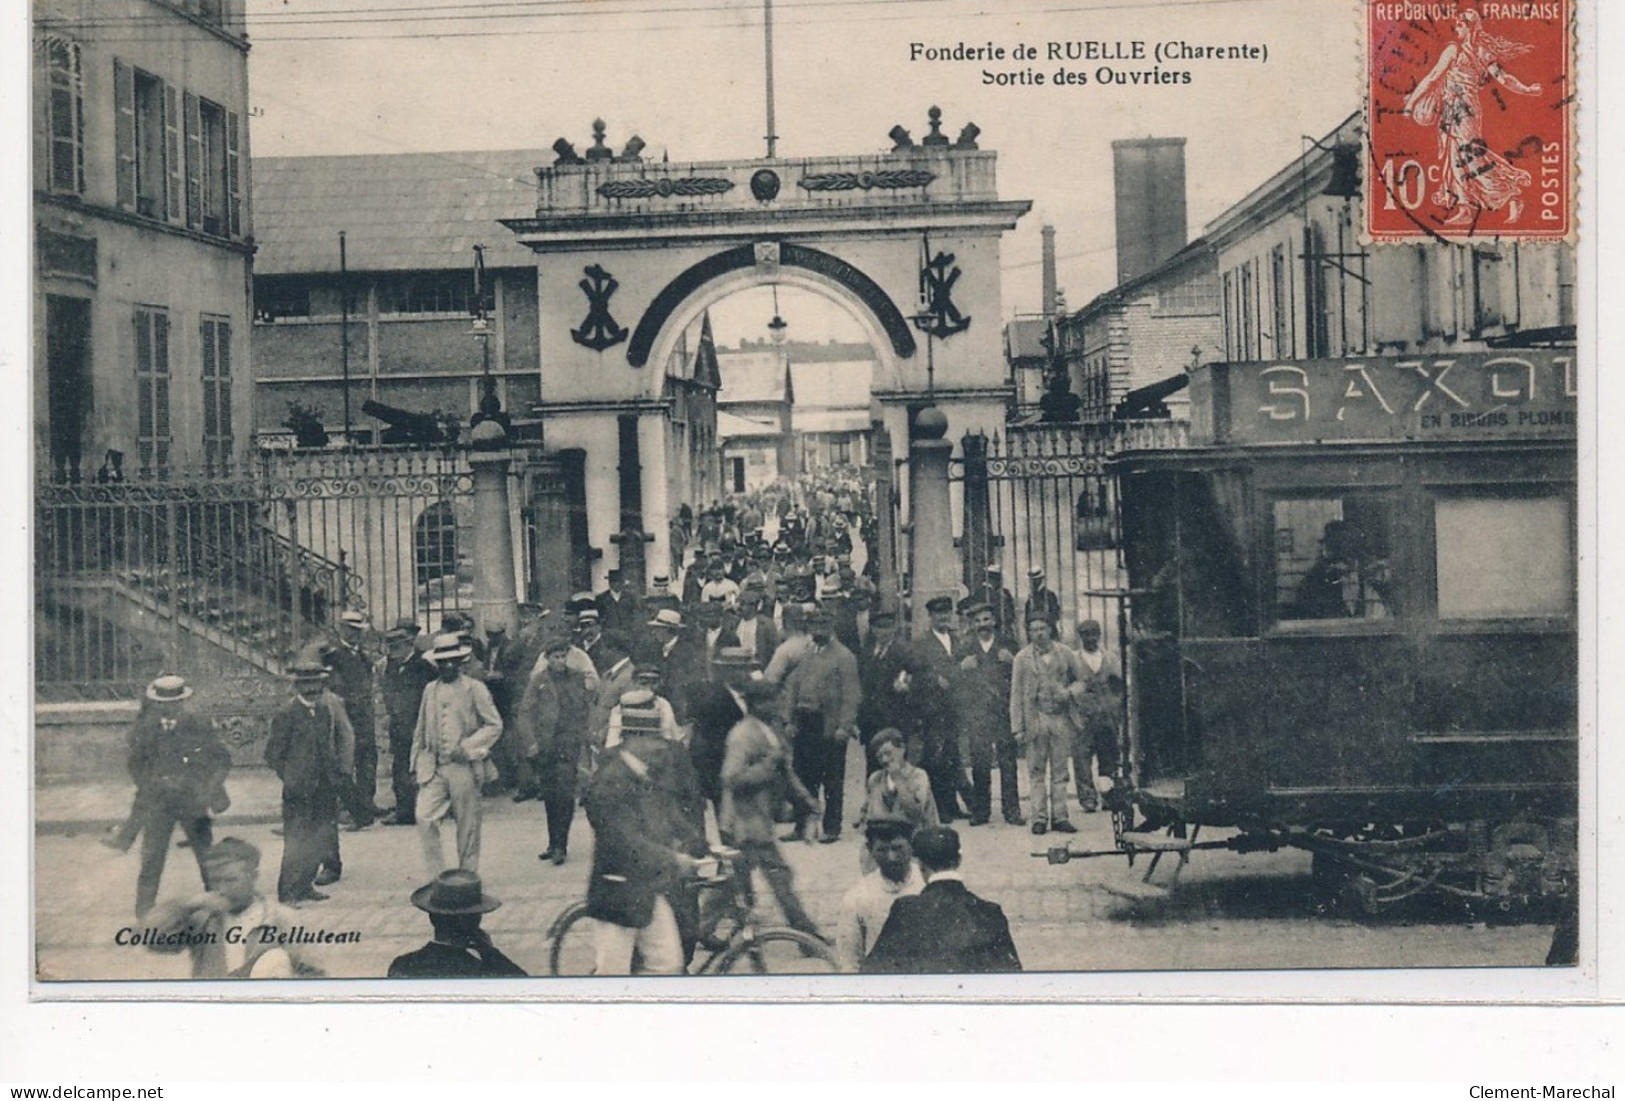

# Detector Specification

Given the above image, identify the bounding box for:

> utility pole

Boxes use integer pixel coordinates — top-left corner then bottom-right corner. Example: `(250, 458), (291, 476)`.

(764, 0), (778, 158)
(339, 230), (351, 443)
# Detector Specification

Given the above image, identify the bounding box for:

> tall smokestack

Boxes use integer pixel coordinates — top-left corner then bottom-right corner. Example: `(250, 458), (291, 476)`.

(1041, 224), (1058, 318)
(1112, 137), (1188, 286)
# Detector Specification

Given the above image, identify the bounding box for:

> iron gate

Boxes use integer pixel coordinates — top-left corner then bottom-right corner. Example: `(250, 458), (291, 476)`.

(961, 420), (1189, 651)
(35, 447), (480, 702)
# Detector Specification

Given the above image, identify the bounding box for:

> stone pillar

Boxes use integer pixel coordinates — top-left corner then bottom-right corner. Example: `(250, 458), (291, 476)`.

(525, 452), (573, 617)
(959, 430), (993, 588)
(468, 420), (519, 638)
(908, 407), (958, 637)
(870, 419), (899, 612)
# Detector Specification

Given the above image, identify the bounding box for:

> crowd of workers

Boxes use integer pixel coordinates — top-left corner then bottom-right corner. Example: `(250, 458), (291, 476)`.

(108, 475), (1122, 979)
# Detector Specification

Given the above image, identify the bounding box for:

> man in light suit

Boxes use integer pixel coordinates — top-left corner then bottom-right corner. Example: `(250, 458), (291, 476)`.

(411, 633), (503, 877)
(861, 826), (1021, 974)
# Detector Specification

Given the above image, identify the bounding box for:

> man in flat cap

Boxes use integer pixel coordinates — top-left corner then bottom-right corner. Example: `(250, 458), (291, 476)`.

(411, 632), (504, 877)
(517, 630), (594, 865)
(956, 601), (1024, 827)
(907, 595), (970, 822)
(264, 653), (352, 904)
(378, 617), (435, 826)
(783, 606), (861, 844)
(327, 610), (381, 825)
(387, 869), (526, 978)
(861, 826), (1021, 974)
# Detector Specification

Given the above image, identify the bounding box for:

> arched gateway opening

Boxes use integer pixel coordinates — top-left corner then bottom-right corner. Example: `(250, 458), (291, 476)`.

(500, 115), (1030, 594)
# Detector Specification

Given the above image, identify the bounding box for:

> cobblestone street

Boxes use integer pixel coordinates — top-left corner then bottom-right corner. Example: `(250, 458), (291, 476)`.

(34, 744), (1556, 984)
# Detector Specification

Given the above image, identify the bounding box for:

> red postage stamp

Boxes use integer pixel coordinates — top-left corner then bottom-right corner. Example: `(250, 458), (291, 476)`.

(1366, 1), (1573, 242)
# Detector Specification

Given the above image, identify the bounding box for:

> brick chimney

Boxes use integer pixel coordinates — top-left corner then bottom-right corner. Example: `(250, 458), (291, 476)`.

(1112, 137), (1188, 285)
(1041, 224), (1058, 318)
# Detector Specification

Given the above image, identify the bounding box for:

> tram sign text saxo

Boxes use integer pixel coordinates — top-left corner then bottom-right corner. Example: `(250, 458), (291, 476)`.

(1188, 353), (1577, 445)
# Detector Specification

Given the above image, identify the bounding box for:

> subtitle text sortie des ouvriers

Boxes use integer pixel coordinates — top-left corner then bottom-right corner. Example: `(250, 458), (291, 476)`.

(907, 39), (1267, 87)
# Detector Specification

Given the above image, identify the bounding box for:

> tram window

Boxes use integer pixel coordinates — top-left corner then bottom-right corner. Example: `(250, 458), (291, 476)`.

(1274, 497), (1398, 622)
(1434, 497), (1572, 619)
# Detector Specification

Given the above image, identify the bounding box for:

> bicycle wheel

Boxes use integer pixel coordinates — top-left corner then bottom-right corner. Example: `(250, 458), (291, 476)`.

(546, 902), (598, 977)
(713, 928), (840, 975)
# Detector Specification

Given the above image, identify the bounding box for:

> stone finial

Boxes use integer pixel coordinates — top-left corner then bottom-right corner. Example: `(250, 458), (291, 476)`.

(585, 118), (613, 161)
(954, 122), (981, 150)
(618, 135), (646, 163)
(552, 138), (583, 166)
(888, 124), (914, 152)
(921, 106), (949, 147)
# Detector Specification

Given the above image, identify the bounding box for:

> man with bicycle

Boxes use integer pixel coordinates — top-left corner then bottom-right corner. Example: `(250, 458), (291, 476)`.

(581, 694), (707, 975)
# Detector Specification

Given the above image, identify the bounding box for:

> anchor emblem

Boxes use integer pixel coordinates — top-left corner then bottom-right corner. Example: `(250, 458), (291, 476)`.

(915, 246), (971, 339)
(571, 264), (629, 352)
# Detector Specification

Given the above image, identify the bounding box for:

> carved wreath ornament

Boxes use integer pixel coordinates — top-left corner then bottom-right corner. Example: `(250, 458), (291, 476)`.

(798, 169), (936, 192)
(596, 177), (735, 199)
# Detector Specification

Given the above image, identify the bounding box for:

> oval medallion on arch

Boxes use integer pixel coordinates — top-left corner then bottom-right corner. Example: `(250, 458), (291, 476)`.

(625, 243), (918, 368)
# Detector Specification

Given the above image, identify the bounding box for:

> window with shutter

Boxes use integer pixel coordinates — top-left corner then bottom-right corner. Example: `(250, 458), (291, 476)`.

(163, 83), (180, 220)
(134, 307), (172, 476)
(201, 316), (233, 473)
(131, 71), (166, 218)
(114, 59), (136, 208)
(226, 110), (241, 237)
(183, 92), (202, 228)
(41, 36), (85, 196)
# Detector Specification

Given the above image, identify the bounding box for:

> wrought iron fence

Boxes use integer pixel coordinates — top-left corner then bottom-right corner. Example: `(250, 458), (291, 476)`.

(966, 419), (1190, 653)
(35, 447), (480, 702)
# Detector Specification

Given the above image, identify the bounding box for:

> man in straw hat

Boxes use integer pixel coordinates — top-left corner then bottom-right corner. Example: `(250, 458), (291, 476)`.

(264, 651), (353, 904)
(410, 632), (504, 878)
(144, 837), (324, 979)
(124, 674), (232, 917)
(387, 869), (526, 978)
(582, 687), (708, 975)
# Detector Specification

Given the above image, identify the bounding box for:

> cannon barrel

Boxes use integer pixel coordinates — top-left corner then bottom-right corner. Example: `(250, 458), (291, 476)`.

(361, 399), (448, 443)
(1112, 373), (1190, 420)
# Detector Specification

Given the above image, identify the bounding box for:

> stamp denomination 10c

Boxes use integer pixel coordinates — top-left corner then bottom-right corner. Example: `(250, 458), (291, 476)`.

(1366, 1), (1572, 242)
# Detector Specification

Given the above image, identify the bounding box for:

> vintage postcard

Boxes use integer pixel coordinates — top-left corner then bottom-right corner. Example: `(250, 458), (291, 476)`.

(22, 0), (1599, 1004)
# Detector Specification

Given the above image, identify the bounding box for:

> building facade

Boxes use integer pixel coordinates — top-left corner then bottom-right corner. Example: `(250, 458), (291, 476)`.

(1206, 112), (1576, 366)
(34, 0), (255, 482)
(250, 151), (547, 444)
(1055, 240), (1221, 422)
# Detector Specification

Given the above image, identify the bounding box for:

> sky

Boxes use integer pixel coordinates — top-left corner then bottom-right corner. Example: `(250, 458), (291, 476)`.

(241, 0), (1363, 346)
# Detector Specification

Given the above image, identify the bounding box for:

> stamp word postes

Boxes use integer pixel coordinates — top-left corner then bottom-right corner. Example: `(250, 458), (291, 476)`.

(1367, 0), (1572, 242)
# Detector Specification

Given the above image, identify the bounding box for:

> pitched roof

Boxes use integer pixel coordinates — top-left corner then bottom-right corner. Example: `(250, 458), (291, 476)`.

(252, 150), (547, 274)
(717, 410), (783, 440)
(692, 311), (722, 390)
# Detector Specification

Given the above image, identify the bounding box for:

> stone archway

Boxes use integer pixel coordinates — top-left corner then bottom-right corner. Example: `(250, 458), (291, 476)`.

(637, 247), (912, 396)
(500, 123), (1031, 591)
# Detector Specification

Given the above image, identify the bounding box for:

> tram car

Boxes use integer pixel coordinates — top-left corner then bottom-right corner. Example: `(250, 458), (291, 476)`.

(1099, 352), (1578, 914)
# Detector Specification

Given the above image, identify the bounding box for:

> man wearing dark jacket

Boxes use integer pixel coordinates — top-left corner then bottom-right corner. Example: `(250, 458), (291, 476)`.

(861, 826), (1022, 974)
(127, 675), (232, 917)
(264, 657), (351, 905)
(518, 631), (595, 865)
(387, 870), (526, 979)
(378, 618), (436, 826)
(582, 715), (706, 975)
(955, 603), (1024, 827)
(326, 611), (380, 822)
